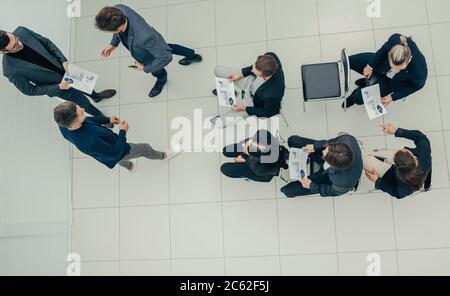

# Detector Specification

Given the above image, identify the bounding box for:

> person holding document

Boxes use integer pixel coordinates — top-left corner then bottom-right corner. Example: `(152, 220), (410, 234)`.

(95, 5), (203, 98)
(344, 33), (427, 109)
(210, 53), (285, 128)
(0, 27), (116, 117)
(281, 133), (363, 198)
(362, 124), (432, 199)
(54, 102), (169, 172)
(221, 130), (289, 182)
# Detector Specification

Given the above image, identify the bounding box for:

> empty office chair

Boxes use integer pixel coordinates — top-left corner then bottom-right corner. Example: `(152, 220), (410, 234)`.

(301, 48), (351, 112)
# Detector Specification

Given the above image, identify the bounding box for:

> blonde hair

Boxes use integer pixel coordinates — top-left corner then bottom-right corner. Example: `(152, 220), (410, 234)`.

(388, 35), (412, 66)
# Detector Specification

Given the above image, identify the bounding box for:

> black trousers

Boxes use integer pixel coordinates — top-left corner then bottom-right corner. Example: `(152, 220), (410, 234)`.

(280, 136), (330, 198)
(349, 53), (394, 105)
(151, 43), (196, 82)
(57, 88), (102, 117)
(220, 143), (273, 183)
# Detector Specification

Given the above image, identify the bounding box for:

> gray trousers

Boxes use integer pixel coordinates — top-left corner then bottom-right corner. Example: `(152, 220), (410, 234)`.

(214, 65), (255, 128)
(118, 143), (164, 169)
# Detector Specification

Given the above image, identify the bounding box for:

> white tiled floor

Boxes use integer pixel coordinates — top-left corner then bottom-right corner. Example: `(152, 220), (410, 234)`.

(70, 0), (450, 275)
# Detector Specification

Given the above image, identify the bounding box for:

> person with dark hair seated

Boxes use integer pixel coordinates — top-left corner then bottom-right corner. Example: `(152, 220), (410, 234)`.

(0, 28), (116, 117)
(281, 133), (363, 198)
(344, 33), (427, 109)
(95, 5), (202, 98)
(54, 102), (168, 172)
(211, 52), (285, 128)
(221, 130), (289, 182)
(363, 124), (432, 199)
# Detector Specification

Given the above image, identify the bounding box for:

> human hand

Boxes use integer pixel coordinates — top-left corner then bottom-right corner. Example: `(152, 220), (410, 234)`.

(109, 116), (120, 125)
(302, 144), (315, 154)
(363, 65), (373, 79)
(381, 123), (397, 135)
(365, 169), (379, 183)
(59, 80), (71, 90)
(100, 45), (117, 58)
(299, 178), (312, 189)
(119, 120), (129, 132)
(381, 95), (393, 106)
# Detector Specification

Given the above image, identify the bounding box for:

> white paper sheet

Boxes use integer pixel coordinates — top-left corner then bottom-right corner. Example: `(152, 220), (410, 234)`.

(215, 77), (236, 107)
(362, 84), (387, 120)
(289, 148), (309, 180)
(62, 64), (98, 95)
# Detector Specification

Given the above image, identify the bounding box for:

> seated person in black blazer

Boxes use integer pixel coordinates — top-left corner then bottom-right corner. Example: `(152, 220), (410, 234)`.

(345, 33), (428, 109)
(281, 133), (363, 198)
(54, 102), (168, 172)
(221, 130), (289, 182)
(363, 124), (432, 199)
(211, 52), (285, 128)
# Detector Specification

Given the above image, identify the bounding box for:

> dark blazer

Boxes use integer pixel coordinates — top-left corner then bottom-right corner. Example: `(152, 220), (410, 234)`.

(311, 135), (363, 197)
(2, 26), (67, 97)
(111, 4), (173, 74)
(241, 52), (285, 118)
(368, 33), (428, 101)
(59, 116), (131, 169)
(376, 128), (432, 199)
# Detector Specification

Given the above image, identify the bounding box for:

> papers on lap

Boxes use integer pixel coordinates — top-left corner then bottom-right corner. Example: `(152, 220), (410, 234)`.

(289, 148), (309, 180)
(62, 64), (98, 95)
(362, 84), (387, 120)
(215, 77), (236, 108)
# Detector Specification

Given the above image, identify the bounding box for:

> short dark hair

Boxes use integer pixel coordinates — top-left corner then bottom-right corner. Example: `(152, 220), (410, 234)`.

(54, 102), (78, 128)
(394, 150), (426, 192)
(255, 55), (278, 77)
(323, 142), (354, 171)
(95, 6), (127, 32)
(0, 30), (11, 51)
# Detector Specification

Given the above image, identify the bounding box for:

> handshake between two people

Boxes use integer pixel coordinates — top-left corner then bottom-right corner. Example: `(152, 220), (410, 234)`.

(109, 116), (130, 132)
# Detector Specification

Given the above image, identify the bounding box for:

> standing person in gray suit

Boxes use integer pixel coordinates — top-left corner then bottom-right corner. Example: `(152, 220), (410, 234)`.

(280, 133), (363, 198)
(0, 27), (116, 118)
(95, 5), (203, 98)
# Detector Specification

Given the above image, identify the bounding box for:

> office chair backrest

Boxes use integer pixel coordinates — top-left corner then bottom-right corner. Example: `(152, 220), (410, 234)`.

(341, 48), (350, 94)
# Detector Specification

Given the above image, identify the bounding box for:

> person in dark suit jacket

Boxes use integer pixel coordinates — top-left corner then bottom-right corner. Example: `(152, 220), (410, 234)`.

(221, 130), (289, 182)
(211, 52), (285, 128)
(54, 101), (168, 171)
(95, 5), (203, 98)
(281, 133), (363, 198)
(363, 124), (432, 199)
(0, 27), (116, 117)
(345, 33), (428, 109)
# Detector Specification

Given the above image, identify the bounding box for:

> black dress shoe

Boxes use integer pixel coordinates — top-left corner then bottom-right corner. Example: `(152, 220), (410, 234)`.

(93, 89), (117, 103)
(149, 80), (167, 98)
(179, 54), (203, 66)
(342, 91), (356, 109)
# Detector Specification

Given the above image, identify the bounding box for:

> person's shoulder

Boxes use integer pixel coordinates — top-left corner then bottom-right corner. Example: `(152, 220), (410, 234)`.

(388, 33), (402, 43)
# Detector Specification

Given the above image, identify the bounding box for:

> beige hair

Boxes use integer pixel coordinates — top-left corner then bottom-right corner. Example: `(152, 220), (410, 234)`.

(388, 35), (412, 66)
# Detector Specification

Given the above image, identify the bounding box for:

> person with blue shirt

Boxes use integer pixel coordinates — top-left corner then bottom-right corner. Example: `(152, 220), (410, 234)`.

(344, 33), (428, 109)
(54, 102), (167, 172)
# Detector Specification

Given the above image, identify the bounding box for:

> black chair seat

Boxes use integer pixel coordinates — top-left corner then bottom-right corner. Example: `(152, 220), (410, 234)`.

(301, 62), (341, 101)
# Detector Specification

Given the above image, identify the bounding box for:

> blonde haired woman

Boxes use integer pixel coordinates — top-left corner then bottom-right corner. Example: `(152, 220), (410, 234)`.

(344, 33), (428, 109)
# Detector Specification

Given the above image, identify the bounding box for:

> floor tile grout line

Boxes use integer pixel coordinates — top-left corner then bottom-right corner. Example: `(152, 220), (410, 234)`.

(78, 245), (450, 264)
(164, 0), (174, 277)
(71, 184), (450, 211)
(423, 0), (450, 189)
(315, 0), (340, 275)
(263, 0), (281, 276)
(211, 0), (227, 277)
